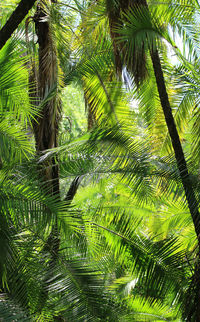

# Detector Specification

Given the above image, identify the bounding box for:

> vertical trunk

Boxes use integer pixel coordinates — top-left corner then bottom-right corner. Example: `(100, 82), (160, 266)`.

(150, 48), (200, 321)
(32, 2), (82, 314)
(32, 0), (60, 313)
(108, 0), (200, 247)
(33, 0), (60, 195)
(108, 1), (200, 318)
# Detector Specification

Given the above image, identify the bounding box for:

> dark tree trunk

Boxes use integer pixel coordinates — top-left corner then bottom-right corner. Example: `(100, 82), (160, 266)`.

(32, 1), (61, 313)
(150, 49), (200, 321)
(108, 1), (200, 318)
(150, 49), (200, 244)
(108, 0), (200, 246)
(143, 8), (200, 321)
(0, 0), (37, 50)
(32, 2), (82, 315)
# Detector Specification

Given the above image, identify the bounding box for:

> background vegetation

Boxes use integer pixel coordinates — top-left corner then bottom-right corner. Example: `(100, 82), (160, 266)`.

(0, 0), (200, 320)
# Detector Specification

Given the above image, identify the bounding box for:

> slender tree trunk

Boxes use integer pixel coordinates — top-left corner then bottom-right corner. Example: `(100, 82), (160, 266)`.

(146, 11), (200, 322)
(150, 49), (200, 244)
(108, 0), (200, 247)
(0, 0), (37, 50)
(143, 6), (200, 318)
(150, 48), (200, 321)
(108, 0), (200, 317)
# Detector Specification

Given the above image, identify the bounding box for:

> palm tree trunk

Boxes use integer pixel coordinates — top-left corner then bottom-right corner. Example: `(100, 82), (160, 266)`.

(108, 1), (200, 317)
(150, 49), (200, 244)
(31, 1), (62, 314)
(107, 0), (200, 248)
(33, 0), (60, 195)
(150, 47), (200, 321)
(32, 2), (83, 314)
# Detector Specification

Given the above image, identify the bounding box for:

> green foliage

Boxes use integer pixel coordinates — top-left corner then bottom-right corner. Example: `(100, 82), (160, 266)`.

(60, 84), (87, 141)
(1, 0), (200, 320)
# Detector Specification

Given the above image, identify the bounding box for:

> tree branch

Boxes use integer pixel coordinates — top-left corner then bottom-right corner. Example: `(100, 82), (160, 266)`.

(0, 0), (37, 50)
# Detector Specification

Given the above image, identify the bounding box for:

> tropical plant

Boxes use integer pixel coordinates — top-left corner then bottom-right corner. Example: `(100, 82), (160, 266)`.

(1, 0), (200, 321)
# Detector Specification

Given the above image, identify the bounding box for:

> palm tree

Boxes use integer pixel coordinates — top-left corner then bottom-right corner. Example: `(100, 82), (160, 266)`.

(2, 0), (200, 320)
(0, 2), (128, 320)
(0, 35), (128, 320)
(101, 1), (200, 318)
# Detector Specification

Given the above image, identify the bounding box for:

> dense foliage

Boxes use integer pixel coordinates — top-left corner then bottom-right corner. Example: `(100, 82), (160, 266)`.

(1, 0), (200, 320)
